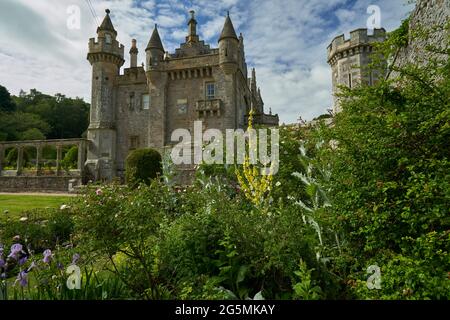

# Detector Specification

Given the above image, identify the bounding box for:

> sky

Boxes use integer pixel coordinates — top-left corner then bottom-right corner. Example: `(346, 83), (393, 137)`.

(0, 0), (414, 124)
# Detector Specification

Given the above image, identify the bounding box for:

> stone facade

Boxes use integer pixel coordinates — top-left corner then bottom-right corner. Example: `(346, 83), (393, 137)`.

(86, 10), (279, 181)
(327, 28), (387, 113)
(393, 0), (449, 73)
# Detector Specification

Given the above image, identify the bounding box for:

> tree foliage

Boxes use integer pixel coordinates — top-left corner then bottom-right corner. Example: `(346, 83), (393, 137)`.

(0, 87), (89, 142)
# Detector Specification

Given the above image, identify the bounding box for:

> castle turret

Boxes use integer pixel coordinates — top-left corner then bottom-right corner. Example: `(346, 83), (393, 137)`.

(145, 24), (168, 149)
(86, 9), (124, 181)
(218, 12), (239, 74)
(129, 39), (138, 68)
(327, 28), (386, 113)
(146, 24), (165, 70)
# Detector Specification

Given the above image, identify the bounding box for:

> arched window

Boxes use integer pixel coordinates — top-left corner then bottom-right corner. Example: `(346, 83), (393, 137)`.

(105, 33), (112, 44)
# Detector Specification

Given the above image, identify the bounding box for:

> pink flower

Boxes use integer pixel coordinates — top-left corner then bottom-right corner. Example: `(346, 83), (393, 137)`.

(95, 188), (103, 196)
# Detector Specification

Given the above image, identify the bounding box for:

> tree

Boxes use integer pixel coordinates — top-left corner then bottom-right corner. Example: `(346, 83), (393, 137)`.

(0, 85), (16, 112)
(0, 111), (50, 141)
(20, 128), (46, 141)
(8, 88), (90, 140)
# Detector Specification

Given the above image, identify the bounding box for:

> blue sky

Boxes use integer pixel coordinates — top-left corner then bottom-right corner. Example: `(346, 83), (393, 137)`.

(0, 0), (414, 123)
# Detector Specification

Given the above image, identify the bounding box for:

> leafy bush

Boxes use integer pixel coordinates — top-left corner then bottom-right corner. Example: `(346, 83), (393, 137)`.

(125, 148), (162, 187)
(61, 146), (78, 170)
(5, 148), (30, 167)
(0, 208), (74, 252)
(316, 22), (450, 299)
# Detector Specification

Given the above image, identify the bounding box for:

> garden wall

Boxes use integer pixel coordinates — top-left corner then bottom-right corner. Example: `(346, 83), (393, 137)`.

(0, 176), (81, 193)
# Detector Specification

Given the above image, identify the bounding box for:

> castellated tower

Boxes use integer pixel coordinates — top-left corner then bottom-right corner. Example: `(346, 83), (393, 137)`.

(86, 9), (124, 181)
(327, 28), (386, 113)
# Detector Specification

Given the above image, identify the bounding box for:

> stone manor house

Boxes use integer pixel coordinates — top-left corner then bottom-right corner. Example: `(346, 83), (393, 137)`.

(85, 9), (279, 181)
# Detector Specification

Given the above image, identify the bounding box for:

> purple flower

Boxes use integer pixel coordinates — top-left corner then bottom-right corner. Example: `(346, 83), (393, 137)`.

(42, 249), (52, 264)
(8, 243), (23, 260)
(16, 271), (28, 287)
(19, 256), (28, 266)
(72, 253), (80, 265)
(0, 258), (5, 268)
(56, 262), (64, 270)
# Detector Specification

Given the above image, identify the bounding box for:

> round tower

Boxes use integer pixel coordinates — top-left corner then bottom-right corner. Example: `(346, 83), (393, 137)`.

(86, 9), (124, 181)
(218, 12), (239, 75)
(327, 28), (386, 113)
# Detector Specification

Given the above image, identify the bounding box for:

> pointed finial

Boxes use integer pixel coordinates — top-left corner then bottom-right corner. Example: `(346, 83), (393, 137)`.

(190, 10), (195, 19)
(227, 10), (230, 17)
(155, 23), (158, 29)
(105, 9), (110, 15)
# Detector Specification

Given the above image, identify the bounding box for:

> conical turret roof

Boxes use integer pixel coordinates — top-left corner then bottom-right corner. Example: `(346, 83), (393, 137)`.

(146, 24), (165, 51)
(219, 12), (238, 42)
(97, 9), (117, 35)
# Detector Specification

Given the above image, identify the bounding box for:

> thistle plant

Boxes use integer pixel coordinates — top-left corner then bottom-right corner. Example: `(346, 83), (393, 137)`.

(289, 141), (336, 262)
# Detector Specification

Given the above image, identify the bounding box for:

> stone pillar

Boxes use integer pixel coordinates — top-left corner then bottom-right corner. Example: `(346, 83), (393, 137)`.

(0, 146), (4, 176)
(77, 141), (86, 172)
(56, 145), (62, 176)
(36, 145), (42, 176)
(16, 146), (24, 176)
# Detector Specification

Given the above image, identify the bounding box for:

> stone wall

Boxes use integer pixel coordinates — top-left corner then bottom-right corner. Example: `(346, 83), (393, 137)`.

(394, 0), (449, 70)
(0, 176), (81, 193)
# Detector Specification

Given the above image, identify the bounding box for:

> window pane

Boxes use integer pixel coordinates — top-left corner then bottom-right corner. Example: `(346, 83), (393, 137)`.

(206, 83), (215, 99)
(142, 94), (150, 109)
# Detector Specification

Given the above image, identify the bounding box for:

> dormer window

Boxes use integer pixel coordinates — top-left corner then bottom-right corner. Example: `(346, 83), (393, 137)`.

(105, 33), (112, 44)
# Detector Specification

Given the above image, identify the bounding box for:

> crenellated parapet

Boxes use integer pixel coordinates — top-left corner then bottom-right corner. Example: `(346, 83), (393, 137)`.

(327, 28), (386, 66)
(87, 37), (125, 66)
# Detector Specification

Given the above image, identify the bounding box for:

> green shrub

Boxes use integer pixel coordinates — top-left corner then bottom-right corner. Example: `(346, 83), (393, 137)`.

(125, 148), (162, 187)
(61, 145), (78, 170)
(5, 148), (30, 167)
(316, 23), (450, 299)
(0, 208), (74, 251)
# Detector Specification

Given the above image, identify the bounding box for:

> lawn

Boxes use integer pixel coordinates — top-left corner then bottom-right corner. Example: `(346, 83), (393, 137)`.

(0, 194), (74, 220)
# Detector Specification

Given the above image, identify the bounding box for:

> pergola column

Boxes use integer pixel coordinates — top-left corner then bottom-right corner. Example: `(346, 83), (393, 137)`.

(36, 145), (43, 175)
(16, 146), (24, 176)
(56, 145), (62, 175)
(77, 141), (86, 172)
